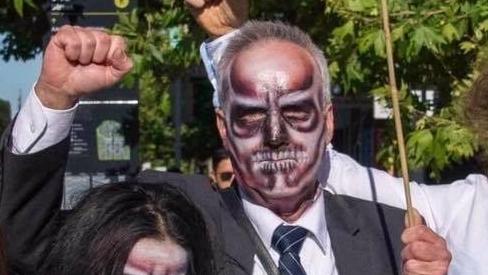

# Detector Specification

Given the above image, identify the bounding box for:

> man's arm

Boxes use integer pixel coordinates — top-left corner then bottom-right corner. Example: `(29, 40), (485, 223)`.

(185, 0), (248, 39)
(9, 26), (133, 154)
(0, 124), (70, 272)
(186, 0), (248, 108)
(0, 26), (132, 271)
(326, 149), (484, 274)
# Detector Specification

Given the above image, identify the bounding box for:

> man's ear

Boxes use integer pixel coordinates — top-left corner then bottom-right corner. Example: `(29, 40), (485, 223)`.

(215, 109), (230, 148)
(209, 171), (217, 184)
(324, 104), (334, 144)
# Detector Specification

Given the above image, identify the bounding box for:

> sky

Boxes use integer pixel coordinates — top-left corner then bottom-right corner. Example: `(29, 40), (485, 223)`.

(0, 51), (42, 116)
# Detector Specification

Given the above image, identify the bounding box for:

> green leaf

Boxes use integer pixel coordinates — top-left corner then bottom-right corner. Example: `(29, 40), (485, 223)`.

(442, 23), (460, 42)
(407, 129), (434, 167)
(332, 21), (354, 42)
(371, 86), (389, 98)
(473, 19), (488, 41)
(358, 30), (377, 53)
(460, 41), (477, 53)
(432, 138), (448, 170)
(130, 8), (139, 26)
(345, 56), (364, 83)
(328, 61), (340, 79)
(148, 44), (164, 64)
(409, 26), (446, 55)
(373, 30), (386, 57)
(392, 24), (406, 42)
(347, 0), (365, 12)
(14, 0), (24, 17)
(358, 28), (386, 57)
(24, 0), (36, 9)
(131, 53), (144, 74)
(478, 19), (488, 32)
(118, 12), (131, 27)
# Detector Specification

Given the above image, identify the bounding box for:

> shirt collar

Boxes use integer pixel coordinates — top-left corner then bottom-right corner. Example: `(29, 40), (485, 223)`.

(240, 186), (329, 254)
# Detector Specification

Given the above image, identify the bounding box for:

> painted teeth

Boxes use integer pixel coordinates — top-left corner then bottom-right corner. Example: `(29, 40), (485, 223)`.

(253, 150), (302, 161)
(257, 159), (298, 174)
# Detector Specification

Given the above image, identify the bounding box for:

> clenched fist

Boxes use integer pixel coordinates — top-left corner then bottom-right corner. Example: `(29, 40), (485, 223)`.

(35, 25), (133, 109)
(185, 0), (249, 38)
(401, 209), (451, 275)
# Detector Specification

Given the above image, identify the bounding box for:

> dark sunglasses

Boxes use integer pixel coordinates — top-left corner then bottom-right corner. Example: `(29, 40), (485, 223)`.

(218, 172), (234, 181)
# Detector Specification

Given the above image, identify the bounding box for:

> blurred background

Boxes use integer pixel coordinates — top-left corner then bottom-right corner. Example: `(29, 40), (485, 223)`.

(1, 0), (488, 205)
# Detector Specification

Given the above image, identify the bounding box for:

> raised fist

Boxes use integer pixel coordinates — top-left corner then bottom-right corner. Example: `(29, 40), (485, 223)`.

(185, 0), (249, 38)
(36, 25), (133, 109)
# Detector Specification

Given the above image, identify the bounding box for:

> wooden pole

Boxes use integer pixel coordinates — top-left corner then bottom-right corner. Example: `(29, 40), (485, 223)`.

(379, 0), (415, 226)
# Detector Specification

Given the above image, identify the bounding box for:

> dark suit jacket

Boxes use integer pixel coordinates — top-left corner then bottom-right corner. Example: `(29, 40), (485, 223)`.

(137, 170), (406, 275)
(0, 124), (69, 274)
(0, 130), (406, 275)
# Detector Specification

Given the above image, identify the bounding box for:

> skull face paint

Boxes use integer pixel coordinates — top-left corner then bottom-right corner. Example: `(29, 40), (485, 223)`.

(219, 40), (332, 207)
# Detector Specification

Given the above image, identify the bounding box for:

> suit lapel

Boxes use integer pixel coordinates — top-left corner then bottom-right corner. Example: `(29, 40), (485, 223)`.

(324, 191), (375, 275)
(218, 186), (258, 275)
(219, 207), (256, 274)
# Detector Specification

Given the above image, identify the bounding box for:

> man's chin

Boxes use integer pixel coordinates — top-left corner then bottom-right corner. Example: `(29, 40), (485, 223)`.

(252, 182), (307, 201)
(237, 172), (315, 200)
(246, 183), (318, 220)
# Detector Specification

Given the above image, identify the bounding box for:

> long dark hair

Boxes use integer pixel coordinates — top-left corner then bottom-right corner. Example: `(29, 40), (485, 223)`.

(41, 182), (215, 275)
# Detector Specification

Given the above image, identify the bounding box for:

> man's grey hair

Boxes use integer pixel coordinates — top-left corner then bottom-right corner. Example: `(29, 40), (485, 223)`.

(217, 20), (331, 108)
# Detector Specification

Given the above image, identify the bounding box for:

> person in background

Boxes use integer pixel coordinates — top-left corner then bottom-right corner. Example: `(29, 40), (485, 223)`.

(210, 148), (234, 189)
(41, 182), (215, 275)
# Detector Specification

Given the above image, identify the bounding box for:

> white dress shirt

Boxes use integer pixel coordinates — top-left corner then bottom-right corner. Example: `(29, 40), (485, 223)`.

(199, 31), (238, 108)
(11, 87), (77, 154)
(241, 186), (338, 275)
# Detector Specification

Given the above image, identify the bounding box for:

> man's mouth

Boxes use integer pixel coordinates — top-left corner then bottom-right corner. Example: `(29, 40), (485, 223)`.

(251, 149), (308, 173)
(258, 159), (297, 173)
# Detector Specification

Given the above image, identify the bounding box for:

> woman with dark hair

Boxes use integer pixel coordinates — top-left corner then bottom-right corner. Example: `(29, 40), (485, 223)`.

(41, 182), (215, 275)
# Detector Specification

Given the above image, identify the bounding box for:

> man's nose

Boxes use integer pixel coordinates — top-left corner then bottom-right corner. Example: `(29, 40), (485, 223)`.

(265, 110), (288, 148)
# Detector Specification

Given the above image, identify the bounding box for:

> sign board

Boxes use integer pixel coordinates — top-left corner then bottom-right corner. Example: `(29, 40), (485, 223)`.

(49, 0), (135, 31)
(68, 100), (138, 174)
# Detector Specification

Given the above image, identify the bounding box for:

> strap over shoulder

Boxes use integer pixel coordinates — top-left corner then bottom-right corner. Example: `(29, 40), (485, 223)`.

(220, 186), (279, 275)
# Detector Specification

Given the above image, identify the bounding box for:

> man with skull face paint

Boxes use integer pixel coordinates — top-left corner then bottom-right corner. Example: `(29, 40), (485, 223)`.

(2, 0), (486, 274)
(203, 17), (451, 274)
(219, 38), (332, 218)
(197, 1), (485, 274)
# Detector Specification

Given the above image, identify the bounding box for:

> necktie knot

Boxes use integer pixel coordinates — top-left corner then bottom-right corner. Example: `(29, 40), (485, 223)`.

(271, 225), (308, 255)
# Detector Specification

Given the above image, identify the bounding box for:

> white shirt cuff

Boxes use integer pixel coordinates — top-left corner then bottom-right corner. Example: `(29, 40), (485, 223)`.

(200, 30), (239, 108)
(11, 86), (77, 154)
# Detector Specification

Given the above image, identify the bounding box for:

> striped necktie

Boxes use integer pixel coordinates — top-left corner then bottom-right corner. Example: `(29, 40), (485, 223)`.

(271, 225), (308, 275)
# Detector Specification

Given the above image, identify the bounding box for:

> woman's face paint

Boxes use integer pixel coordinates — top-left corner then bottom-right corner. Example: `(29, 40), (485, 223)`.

(123, 238), (189, 275)
(220, 40), (333, 204)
